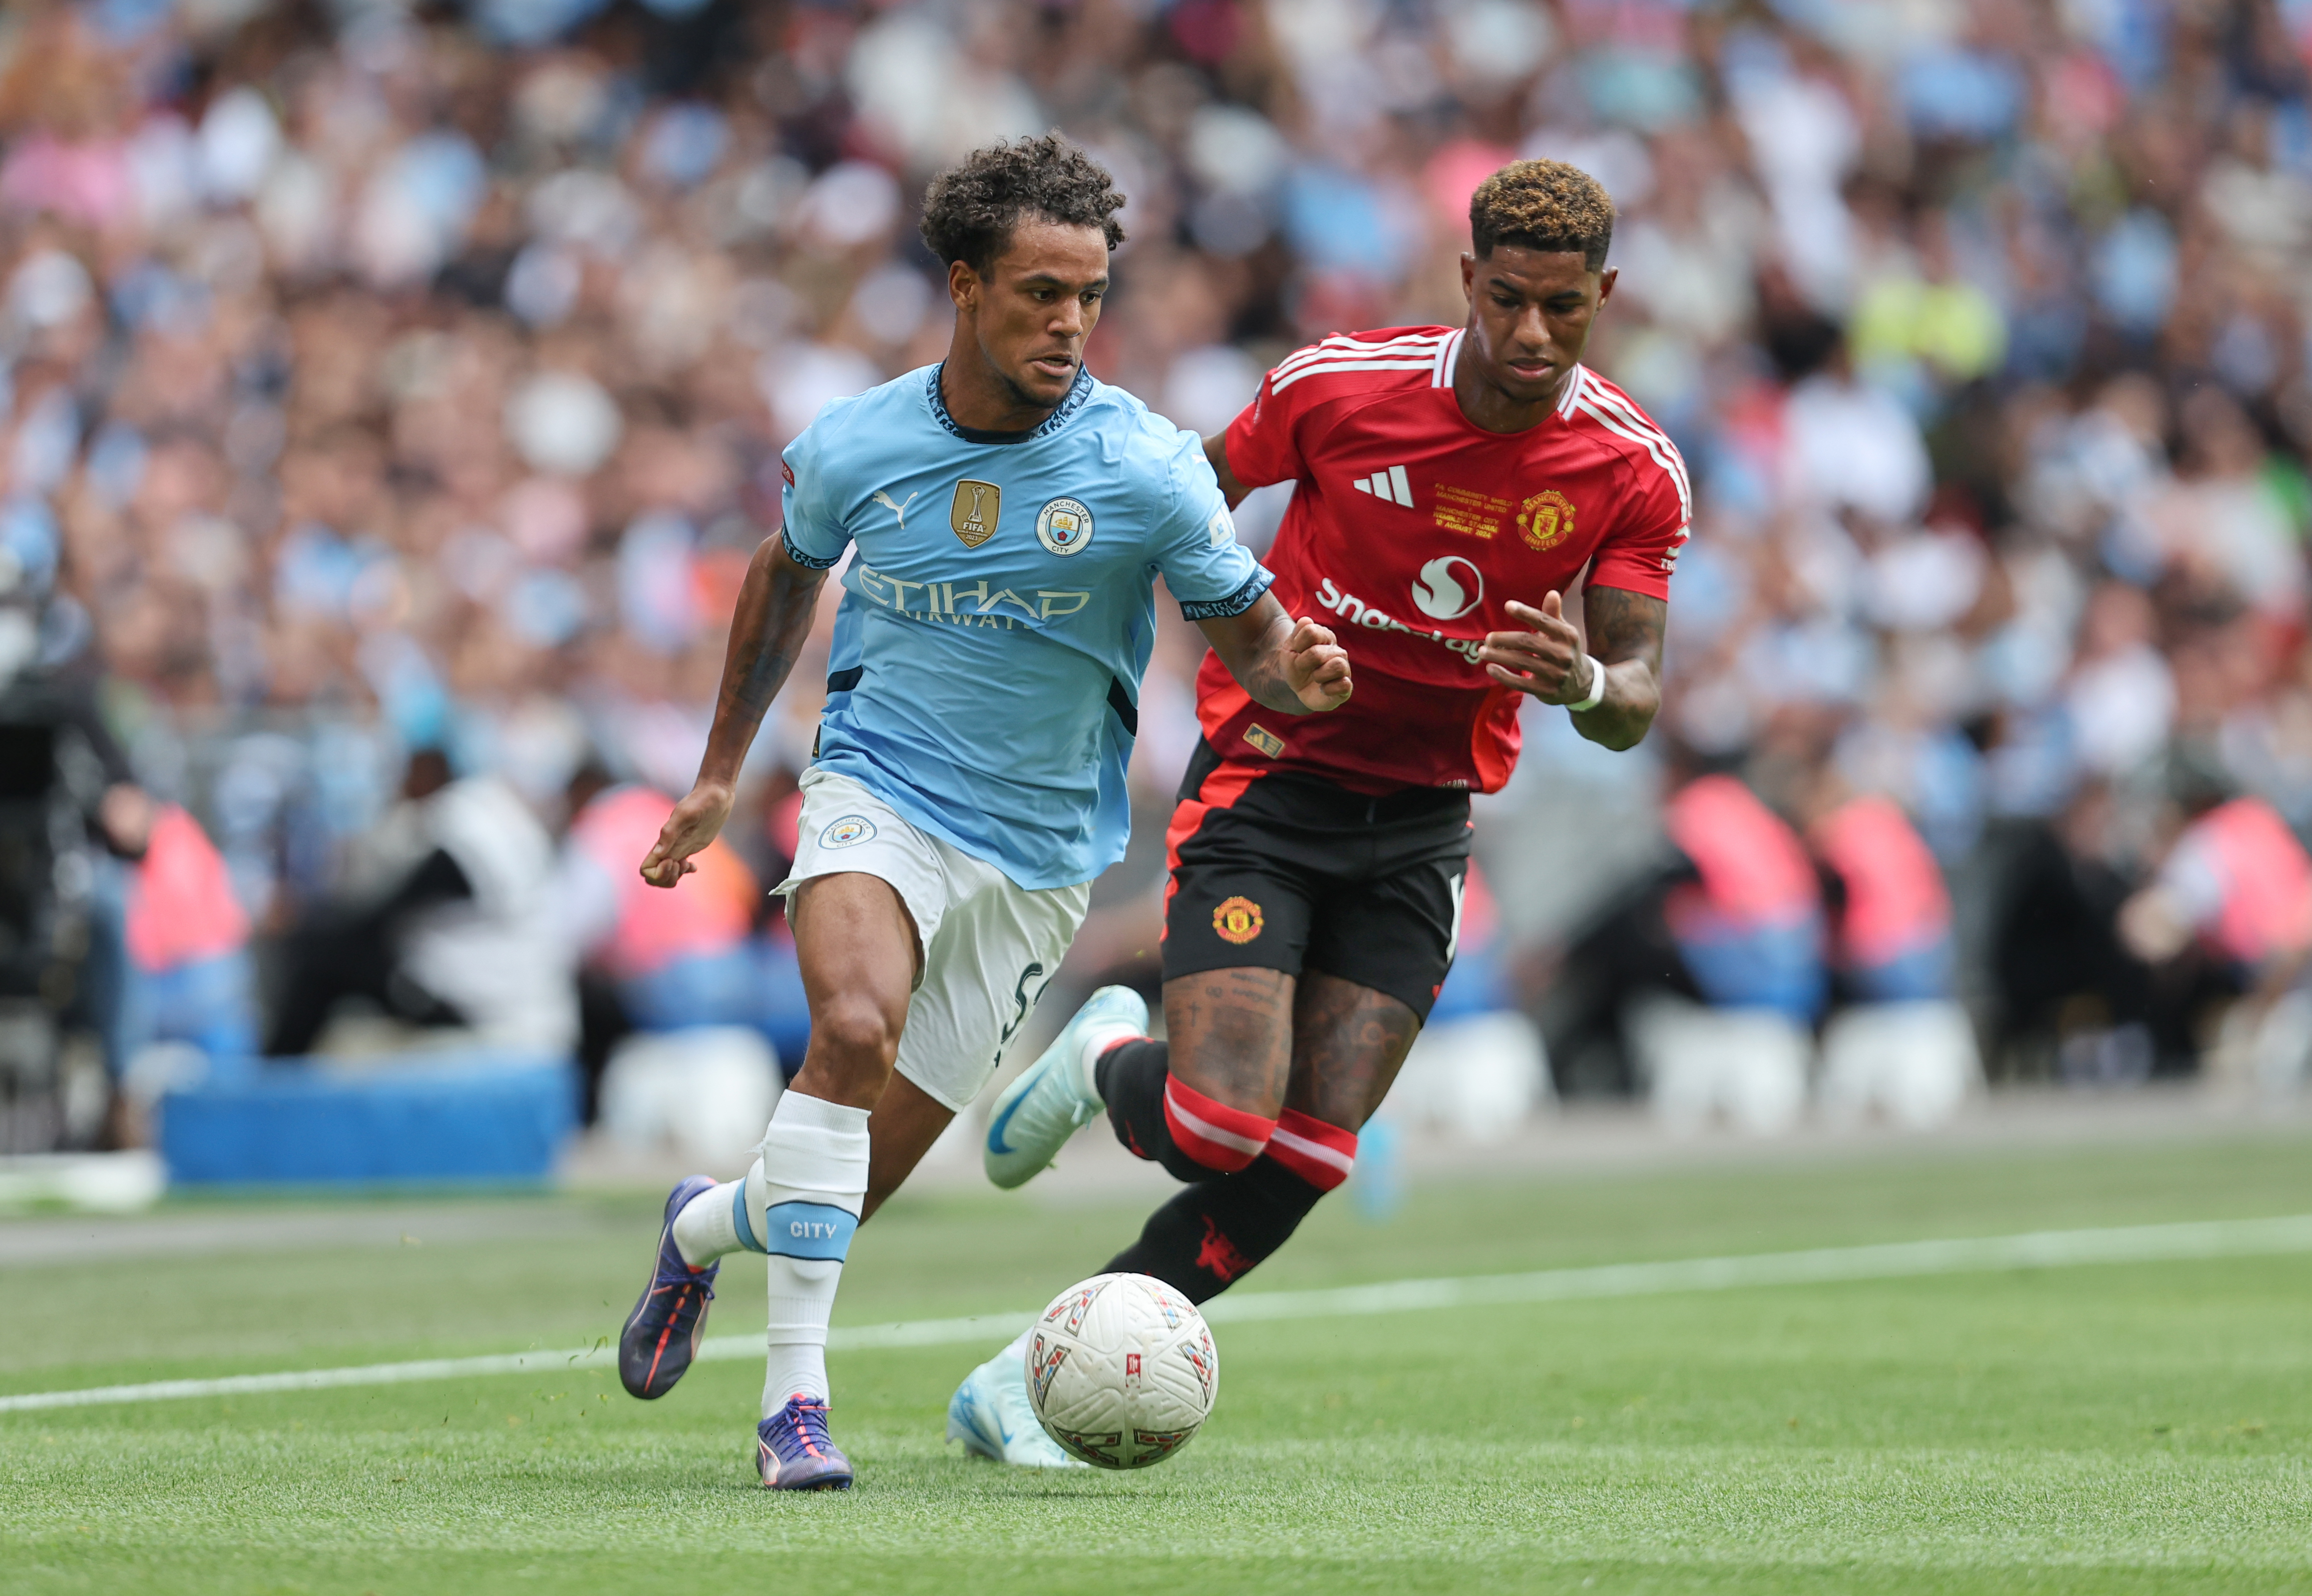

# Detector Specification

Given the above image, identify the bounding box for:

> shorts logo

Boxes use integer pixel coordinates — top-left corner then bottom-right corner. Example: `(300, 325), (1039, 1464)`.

(1036, 496), (1094, 556)
(820, 815), (877, 849)
(1516, 488), (1575, 552)
(1243, 723), (1285, 759)
(1212, 896), (1264, 945)
(950, 480), (1000, 549)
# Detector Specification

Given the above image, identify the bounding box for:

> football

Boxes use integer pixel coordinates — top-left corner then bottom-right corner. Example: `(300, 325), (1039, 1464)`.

(1023, 1272), (1219, 1468)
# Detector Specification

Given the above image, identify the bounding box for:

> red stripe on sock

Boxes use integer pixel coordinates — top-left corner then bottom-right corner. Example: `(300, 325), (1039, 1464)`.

(1267, 1109), (1357, 1191)
(1162, 1077), (1276, 1173)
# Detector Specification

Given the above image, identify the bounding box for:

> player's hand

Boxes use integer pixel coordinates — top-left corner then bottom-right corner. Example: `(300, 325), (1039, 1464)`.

(1283, 616), (1353, 711)
(1477, 593), (1596, 704)
(640, 780), (735, 889)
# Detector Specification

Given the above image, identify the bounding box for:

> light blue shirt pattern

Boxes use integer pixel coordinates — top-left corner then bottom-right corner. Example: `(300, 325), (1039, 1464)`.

(781, 364), (1271, 890)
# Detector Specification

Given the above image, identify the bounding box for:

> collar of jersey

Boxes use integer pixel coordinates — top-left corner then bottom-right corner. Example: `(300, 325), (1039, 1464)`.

(925, 362), (1094, 444)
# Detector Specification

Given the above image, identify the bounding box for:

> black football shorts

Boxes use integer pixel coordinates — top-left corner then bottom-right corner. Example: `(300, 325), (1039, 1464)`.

(1161, 738), (1472, 1021)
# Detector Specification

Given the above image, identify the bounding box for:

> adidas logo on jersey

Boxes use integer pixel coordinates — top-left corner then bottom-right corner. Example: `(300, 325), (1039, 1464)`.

(1351, 465), (1415, 507)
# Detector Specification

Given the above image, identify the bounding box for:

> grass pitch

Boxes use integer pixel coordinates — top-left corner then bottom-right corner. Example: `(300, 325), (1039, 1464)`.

(4, 1128), (2310, 1594)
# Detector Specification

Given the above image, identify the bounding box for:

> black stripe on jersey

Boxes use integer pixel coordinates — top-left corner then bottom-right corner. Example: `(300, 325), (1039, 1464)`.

(1106, 676), (1138, 737)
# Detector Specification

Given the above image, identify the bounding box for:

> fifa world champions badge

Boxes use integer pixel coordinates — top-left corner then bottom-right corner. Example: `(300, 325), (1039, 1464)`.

(950, 479), (1000, 548)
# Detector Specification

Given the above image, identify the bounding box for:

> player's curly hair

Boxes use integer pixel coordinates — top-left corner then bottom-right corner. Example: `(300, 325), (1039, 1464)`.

(1468, 159), (1615, 270)
(918, 134), (1127, 276)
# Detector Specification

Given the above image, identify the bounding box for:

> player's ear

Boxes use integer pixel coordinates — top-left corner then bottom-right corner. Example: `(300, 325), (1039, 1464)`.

(1458, 251), (1476, 305)
(1595, 266), (1618, 305)
(947, 258), (978, 313)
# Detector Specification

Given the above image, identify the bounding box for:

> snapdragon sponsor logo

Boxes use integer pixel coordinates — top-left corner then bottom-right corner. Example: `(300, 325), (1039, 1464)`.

(1313, 575), (1487, 663)
(854, 561), (1090, 628)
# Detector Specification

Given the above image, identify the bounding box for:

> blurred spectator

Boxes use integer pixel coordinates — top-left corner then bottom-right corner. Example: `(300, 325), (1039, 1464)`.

(266, 749), (573, 1057)
(118, 794), (259, 1067)
(557, 761), (811, 1112)
(1660, 768), (1827, 1022)
(1800, 771), (1955, 1005)
(2119, 764), (2312, 1071)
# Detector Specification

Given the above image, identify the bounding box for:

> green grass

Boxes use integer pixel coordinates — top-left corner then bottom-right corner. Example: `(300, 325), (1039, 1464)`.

(4, 1130), (2311, 1593)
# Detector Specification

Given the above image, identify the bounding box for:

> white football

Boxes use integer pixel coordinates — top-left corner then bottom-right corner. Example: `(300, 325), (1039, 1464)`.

(1024, 1272), (1219, 1469)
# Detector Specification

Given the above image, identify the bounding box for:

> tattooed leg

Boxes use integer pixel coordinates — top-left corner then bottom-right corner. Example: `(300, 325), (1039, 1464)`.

(1284, 971), (1423, 1131)
(1096, 968), (1293, 1181)
(1100, 970), (1403, 1301)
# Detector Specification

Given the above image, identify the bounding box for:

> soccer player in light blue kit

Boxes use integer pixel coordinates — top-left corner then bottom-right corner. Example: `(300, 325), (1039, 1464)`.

(618, 136), (1353, 1489)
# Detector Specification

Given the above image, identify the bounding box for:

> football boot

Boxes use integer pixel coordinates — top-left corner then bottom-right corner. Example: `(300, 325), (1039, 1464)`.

(946, 1341), (1086, 1468)
(757, 1395), (854, 1490)
(617, 1174), (720, 1400)
(983, 984), (1147, 1189)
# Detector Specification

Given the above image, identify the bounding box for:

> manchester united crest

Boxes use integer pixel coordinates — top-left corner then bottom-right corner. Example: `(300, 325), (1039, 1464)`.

(1212, 896), (1264, 945)
(1516, 488), (1576, 552)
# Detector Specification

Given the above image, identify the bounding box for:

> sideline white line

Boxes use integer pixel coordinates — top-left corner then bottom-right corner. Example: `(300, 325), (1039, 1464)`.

(6, 1214), (2309, 1416)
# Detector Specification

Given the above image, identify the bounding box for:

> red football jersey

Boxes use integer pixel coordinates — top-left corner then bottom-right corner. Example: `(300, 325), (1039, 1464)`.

(1202, 325), (1689, 793)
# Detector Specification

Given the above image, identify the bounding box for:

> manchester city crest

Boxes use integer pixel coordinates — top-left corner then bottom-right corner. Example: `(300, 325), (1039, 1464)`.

(1036, 496), (1094, 556)
(820, 815), (877, 850)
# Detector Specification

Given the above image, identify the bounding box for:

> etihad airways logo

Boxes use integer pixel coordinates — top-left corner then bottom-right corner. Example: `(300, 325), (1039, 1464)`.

(855, 561), (1088, 627)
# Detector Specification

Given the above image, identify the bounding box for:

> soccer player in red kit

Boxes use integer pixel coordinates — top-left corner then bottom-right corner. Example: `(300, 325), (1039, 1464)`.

(946, 159), (1683, 1464)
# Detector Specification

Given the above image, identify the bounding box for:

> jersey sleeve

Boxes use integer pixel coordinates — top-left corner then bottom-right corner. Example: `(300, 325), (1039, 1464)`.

(1219, 357), (1310, 490)
(1151, 427), (1273, 621)
(1584, 447), (1691, 602)
(778, 422), (848, 570)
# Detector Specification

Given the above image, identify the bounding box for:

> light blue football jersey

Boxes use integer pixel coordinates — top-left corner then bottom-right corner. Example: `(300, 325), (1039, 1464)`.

(780, 364), (1272, 890)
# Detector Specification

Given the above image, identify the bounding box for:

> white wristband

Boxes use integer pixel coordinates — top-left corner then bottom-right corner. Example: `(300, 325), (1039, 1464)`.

(1568, 654), (1607, 713)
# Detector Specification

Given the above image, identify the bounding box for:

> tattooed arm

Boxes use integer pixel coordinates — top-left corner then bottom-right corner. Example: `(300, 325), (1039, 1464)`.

(640, 536), (828, 887)
(1474, 584), (1666, 752)
(1197, 592), (1354, 716)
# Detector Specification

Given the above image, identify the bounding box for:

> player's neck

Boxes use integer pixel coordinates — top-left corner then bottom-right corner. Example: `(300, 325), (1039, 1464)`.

(1449, 333), (1567, 435)
(939, 338), (1062, 437)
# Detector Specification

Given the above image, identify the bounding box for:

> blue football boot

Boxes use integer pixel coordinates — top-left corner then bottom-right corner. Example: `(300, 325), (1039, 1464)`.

(983, 985), (1148, 1189)
(617, 1174), (720, 1400)
(947, 1338), (1086, 1468)
(757, 1395), (854, 1490)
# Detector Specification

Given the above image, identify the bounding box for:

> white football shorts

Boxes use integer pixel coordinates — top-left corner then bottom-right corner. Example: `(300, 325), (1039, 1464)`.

(774, 766), (1091, 1113)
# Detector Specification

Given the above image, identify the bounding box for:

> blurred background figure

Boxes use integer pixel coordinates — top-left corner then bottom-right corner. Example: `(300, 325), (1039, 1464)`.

(265, 748), (572, 1059)
(0, 0), (2308, 1157)
(2118, 762), (2312, 1089)
(556, 759), (793, 1143)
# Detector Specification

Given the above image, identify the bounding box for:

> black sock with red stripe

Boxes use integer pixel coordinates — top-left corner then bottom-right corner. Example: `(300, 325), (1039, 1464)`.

(1102, 1110), (1357, 1303)
(1096, 1039), (1279, 1184)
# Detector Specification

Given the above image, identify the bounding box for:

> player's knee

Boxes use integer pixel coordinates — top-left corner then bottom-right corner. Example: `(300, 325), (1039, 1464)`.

(1162, 1076), (1278, 1175)
(811, 993), (903, 1073)
(1265, 1109), (1357, 1192)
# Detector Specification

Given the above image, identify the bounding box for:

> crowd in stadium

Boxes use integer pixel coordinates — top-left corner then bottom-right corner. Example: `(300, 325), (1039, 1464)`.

(5, 0), (2312, 1127)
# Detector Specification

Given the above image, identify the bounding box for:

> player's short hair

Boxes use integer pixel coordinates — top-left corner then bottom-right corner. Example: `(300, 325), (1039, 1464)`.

(919, 135), (1127, 276)
(1468, 159), (1615, 270)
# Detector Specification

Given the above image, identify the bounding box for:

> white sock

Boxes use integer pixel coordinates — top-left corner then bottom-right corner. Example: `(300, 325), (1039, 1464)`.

(752, 1089), (870, 1415)
(1078, 1023), (1141, 1100)
(670, 1175), (747, 1268)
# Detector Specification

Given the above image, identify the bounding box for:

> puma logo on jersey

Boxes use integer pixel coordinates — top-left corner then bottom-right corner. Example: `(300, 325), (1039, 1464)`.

(1350, 465), (1416, 507)
(871, 489), (919, 528)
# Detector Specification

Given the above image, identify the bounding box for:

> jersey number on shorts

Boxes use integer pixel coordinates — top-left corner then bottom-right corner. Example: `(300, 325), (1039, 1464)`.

(998, 962), (1052, 1066)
